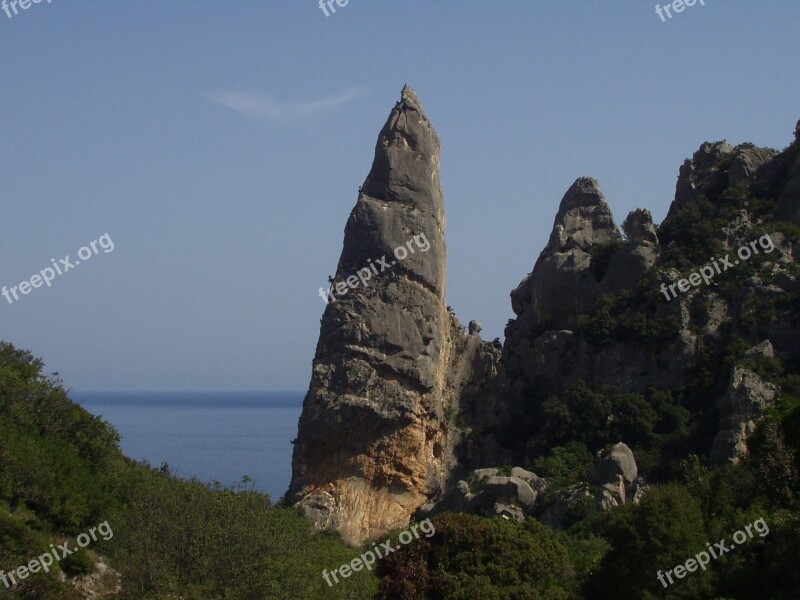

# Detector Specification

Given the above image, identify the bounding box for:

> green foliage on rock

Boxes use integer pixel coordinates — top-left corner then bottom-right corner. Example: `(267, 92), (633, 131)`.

(589, 239), (625, 281)
(577, 285), (682, 348)
(531, 441), (594, 482)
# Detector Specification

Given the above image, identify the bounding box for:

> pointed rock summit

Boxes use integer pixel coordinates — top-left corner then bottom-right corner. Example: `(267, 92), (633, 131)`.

(510, 176), (621, 322)
(288, 87), (475, 545)
(502, 177), (625, 403)
(345, 83), (445, 294)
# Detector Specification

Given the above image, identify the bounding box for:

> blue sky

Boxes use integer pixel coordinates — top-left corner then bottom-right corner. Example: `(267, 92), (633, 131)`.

(1, 0), (798, 391)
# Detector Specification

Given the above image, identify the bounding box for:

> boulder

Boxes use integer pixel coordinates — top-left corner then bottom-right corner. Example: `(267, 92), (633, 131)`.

(745, 340), (774, 359)
(591, 442), (638, 485)
(473, 468), (499, 481)
(597, 478), (627, 511)
(483, 476), (537, 510)
(494, 503), (525, 521)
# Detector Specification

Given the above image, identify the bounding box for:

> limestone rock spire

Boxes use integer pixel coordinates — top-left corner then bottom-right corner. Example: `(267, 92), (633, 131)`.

(288, 86), (459, 545)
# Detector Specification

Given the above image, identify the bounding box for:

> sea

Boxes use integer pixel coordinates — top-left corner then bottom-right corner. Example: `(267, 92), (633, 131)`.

(74, 391), (304, 502)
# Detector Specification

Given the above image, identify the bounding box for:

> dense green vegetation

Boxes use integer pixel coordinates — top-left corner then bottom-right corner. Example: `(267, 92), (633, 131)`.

(376, 512), (580, 599)
(576, 282), (682, 348)
(0, 341), (375, 599)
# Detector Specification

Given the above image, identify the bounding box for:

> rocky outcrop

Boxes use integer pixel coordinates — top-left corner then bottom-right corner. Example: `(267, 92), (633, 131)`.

(501, 127), (799, 470)
(502, 178), (642, 401)
(288, 86), (488, 545)
(510, 177), (622, 326)
(290, 96), (800, 543)
(711, 344), (781, 465)
(420, 446), (647, 528)
(590, 442), (644, 510)
(777, 123), (800, 224)
(501, 177), (688, 403)
(600, 209), (659, 294)
(66, 558), (121, 599)
(672, 141), (734, 209)
(417, 466), (544, 522)
(727, 145), (777, 188)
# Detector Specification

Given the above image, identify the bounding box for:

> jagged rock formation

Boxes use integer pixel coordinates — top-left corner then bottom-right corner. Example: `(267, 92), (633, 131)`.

(502, 177), (688, 402)
(600, 209), (659, 295)
(710, 341), (781, 466)
(291, 93), (800, 542)
(288, 86), (489, 545)
(502, 123), (799, 439)
(672, 141), (735, 209)
(509, 177), (622, 326)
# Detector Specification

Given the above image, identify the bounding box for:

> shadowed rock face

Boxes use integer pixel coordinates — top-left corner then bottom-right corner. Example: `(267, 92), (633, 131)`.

(288, 86), (469, 545)
(510, 176), (622, 325)
(673, 141), (734, 208)
(777, 125), (800, 224)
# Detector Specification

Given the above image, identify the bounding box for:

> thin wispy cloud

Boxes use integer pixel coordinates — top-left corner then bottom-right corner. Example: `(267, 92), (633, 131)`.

(208, 86), (366, 120)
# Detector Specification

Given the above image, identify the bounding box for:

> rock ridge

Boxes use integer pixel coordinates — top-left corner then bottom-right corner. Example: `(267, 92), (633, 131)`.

(290, 97), (800, 543)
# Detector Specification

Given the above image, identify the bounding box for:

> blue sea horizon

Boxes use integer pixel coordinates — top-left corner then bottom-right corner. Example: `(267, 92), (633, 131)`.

(74, 391), (304, 502)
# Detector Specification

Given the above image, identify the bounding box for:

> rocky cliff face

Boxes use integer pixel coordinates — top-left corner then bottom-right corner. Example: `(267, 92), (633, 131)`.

(510, 177), (622, 325)
(290, 89), (800, 543)
(500, 129), (799, 468)
(288, 86), (486, 545)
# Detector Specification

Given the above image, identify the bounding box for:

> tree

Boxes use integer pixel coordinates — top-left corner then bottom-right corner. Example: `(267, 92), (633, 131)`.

(377, 513), (575, 599)
(587, 484), (712, 599)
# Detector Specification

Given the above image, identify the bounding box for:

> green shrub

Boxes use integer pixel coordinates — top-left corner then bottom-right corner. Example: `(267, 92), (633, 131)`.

(590, 239), (625, 281)
(586, 484), (713, 599)
(377, 512), (575, 599)
(61, 548), (94, 577)
(531, 442), (594, 481)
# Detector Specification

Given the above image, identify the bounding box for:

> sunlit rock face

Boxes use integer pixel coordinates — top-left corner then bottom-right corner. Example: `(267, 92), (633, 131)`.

(288, 86), (472, 545)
